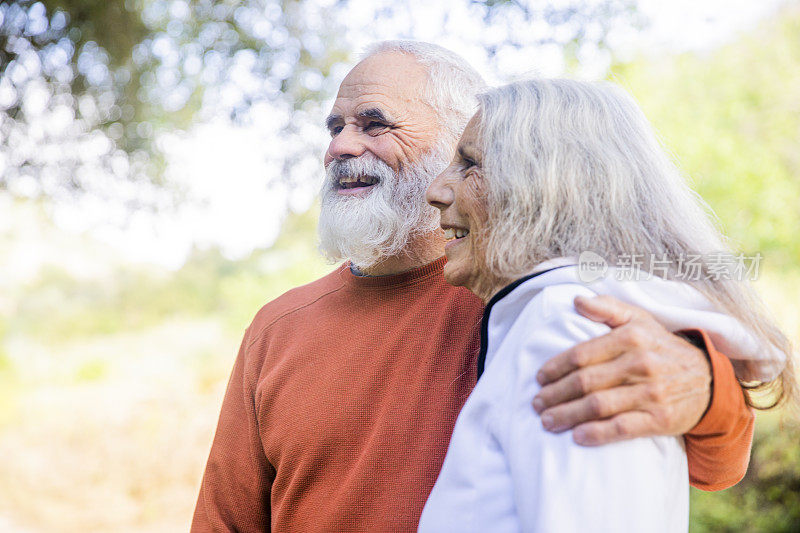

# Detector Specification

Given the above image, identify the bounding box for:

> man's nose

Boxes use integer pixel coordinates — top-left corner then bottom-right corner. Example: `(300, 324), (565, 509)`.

(326, 124), (366, 161)
(426, 168), (454, 209)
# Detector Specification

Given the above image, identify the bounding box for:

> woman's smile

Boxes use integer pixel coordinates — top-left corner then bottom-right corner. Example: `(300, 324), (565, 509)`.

(442, 226), (470, 250)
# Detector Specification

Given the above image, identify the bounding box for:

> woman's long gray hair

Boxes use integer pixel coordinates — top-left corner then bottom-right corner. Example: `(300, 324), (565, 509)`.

(477, 78), (796, 409)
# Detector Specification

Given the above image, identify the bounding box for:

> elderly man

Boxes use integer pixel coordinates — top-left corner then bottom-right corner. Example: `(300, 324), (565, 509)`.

(192, 41), (752, 532)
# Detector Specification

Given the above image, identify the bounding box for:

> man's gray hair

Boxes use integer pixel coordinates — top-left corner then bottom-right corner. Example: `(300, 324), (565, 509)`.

(477, 78), (795, 407)
(362, 40), (486, 142)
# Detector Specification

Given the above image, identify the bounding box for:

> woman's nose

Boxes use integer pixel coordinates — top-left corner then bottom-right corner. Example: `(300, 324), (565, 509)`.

(426, 168), (455, 209)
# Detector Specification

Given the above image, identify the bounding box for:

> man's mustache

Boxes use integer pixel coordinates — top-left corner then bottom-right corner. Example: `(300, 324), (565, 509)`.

(326, 155), (394, 182)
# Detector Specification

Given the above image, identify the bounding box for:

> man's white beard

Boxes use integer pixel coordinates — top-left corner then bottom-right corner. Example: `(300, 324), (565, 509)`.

(318, 145), (450, 271)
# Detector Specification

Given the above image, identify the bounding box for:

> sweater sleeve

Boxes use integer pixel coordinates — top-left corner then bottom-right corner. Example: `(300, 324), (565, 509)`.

(191, 331), (273, 532)
(682, 329), (755, 491)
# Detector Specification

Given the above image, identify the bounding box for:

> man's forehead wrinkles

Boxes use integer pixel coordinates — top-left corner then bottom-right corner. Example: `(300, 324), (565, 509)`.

(340, 91), (422, 108)
(336, 80), (425, 101)
(342, 80), (422, 92)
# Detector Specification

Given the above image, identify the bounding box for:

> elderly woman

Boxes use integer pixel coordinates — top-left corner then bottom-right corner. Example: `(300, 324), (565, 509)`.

(419, 79), (793, 532)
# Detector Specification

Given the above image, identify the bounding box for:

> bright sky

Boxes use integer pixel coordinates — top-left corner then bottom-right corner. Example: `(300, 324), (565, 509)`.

(43, 0), (786, 271)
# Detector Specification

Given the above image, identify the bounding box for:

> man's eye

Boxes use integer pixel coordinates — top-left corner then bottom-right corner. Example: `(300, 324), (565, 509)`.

(365, 121), (387, 131)
(329, 126), (343, 136)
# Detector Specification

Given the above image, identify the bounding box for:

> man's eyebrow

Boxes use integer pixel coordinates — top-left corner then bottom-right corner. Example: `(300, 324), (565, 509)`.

(325, 114), (342, 130)
(357, 108), (393, 123)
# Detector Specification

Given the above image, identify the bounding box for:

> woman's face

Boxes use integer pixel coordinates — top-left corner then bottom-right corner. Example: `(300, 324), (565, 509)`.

(426, 112), (497, 300)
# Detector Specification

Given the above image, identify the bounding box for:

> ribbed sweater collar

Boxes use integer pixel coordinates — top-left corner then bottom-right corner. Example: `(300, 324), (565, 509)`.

(339, 256), (447, 290)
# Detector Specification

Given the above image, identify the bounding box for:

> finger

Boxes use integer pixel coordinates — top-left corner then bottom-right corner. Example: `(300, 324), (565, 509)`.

(536, 329), (632, 385)
(572, 412), (658, 446)
(539, 384), (649, 433)
(573, 294), (650, 328)
(533, 355), (635, 413)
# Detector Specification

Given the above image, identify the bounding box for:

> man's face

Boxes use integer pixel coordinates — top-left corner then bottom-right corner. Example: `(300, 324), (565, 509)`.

(318, 52), (452, 270)
(324, 52), (442, 187)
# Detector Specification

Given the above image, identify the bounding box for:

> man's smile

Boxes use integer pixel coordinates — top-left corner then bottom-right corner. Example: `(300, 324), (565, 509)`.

(336, 175), (380, 195)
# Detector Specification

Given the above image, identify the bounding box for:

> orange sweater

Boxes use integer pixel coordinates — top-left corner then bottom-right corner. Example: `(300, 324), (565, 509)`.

(191, 258), (753, 532)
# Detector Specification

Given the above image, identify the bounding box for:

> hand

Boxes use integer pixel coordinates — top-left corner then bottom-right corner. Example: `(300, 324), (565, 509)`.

(532, 295), (712, 446)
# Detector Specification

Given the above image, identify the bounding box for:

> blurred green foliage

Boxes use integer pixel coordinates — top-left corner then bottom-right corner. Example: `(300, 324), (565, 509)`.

(0, 319), (18, 429)
(10, 206), (330, 343)
(0, 0), (351, 197)
(611, 6), (800, 268)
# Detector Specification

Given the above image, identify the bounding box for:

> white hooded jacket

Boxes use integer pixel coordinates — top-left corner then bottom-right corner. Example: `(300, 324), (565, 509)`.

(418, 259), (783, 533)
